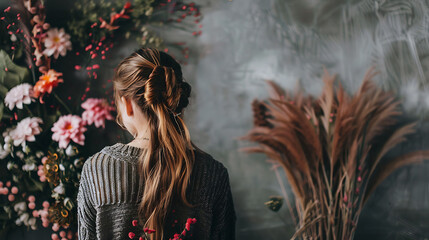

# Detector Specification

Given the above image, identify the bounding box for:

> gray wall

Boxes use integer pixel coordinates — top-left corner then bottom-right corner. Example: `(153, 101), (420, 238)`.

(187, 0), (429, 239)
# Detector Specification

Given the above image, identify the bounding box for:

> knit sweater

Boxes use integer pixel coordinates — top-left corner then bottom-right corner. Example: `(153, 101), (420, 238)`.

(77, 143), (236, 240)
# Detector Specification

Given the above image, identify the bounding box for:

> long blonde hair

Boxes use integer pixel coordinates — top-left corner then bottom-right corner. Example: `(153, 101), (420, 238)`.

(113, 48), (195, 240)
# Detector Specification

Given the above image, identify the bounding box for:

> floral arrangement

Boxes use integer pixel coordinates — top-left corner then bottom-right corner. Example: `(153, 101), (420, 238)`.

(241, 68), (429, 239)
(0, 0), (201, 238)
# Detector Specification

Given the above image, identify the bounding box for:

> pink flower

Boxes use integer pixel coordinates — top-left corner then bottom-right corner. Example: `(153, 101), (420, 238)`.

(32, 210), (39, 217)
(51, 115), (87, 149)
(81, 98), (114, 128)
(42, 201), (50, 209)
(43, 28), (72, 59)
(9, 117), (43, 148)
(51, 233), (59, 240)
(37, 165), (46, 182)
(8, 194), (15, 201)
(28, 202), (36, 209)
(4, 83), (35, 110)
(28, 195), (36, 202)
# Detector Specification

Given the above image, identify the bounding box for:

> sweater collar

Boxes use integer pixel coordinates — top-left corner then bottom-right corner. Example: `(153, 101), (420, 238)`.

(106, 142), (146, 158)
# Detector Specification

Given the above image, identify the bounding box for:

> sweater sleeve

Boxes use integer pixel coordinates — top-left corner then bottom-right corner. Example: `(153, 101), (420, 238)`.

(77, 159), (97, 240)
(211, 166), (237, 240)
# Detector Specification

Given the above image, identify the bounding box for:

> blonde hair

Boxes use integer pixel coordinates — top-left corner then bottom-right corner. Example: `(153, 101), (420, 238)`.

(113, 48), (195, 240)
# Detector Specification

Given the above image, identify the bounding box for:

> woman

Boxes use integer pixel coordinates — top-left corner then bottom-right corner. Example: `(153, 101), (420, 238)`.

(77, 48), (236, 240)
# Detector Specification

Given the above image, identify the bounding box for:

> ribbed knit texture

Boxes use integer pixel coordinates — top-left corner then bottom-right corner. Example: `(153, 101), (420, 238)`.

(77, 143), (236, 240)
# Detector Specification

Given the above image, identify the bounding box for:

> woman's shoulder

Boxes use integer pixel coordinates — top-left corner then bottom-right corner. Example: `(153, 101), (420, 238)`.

(192, 148), (231, 185)
(80, 143), (134, 176)
(188, 148), (233, 210)
(80, 149), (110, 179)
(193, 148), (227, 170)
(82, 143), (141, 167)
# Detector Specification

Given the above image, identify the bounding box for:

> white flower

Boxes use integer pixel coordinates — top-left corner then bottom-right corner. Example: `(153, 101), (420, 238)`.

(10, 33), (17, 42)
(19, 212), (29, 224)
(2, 127), (14, 158)
(28, 217), (37, 230)
(35, 151), (44, 158)
(9, 117), (43, 148)
(15, 218), (23, 226)
(42, 28), (72, 59)
(22, 163), (37, 171)
(65, 145), (77, 157)
(4, 83), (35, 110)
(23, 145), (31, 154)
(74, 158), (83, 168)
(7, 161), (15, 170)
(52, 182), (66, 200)
(3, 127), (13, 138)
(3, 143), (11, 151)
(14, 201), (27, 213)
(53, 183), (65, 195)
(0, 144), (10, 159)
(16, 151), (24, 159)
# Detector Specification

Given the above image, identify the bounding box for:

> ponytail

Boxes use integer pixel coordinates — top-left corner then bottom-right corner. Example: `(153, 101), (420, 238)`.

(113, 48), (194, 240)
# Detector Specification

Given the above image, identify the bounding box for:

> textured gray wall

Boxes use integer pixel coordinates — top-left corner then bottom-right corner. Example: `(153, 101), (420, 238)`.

(4, 0), (429, 239)
(186, 0), (429, 239)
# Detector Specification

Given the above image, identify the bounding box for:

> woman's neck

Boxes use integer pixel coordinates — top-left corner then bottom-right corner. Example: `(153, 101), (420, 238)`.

(127, 137), (150, 149)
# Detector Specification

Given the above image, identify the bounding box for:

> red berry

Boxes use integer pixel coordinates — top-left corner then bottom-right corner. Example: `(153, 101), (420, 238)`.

(132, 220), (138, 226)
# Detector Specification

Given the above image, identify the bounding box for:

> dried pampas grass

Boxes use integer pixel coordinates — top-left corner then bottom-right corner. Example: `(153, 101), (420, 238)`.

(241, 67), (429, 240)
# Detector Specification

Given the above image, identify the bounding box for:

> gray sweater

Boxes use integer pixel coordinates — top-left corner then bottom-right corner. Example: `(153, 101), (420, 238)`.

(77, 143), (236, 240)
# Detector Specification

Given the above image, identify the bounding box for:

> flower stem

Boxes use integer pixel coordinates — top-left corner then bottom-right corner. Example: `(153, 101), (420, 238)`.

(53, 93), (72, 114)
(24, 105), (33, 117)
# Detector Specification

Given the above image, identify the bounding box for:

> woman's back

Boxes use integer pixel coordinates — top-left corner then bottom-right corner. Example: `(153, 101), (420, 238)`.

(77, 143), (236, 240)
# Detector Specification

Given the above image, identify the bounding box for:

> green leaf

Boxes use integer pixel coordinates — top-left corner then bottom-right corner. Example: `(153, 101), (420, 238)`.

(0, 102), (4, 120)
(0, 50), (30, 89)
(0, 50), (30, 120)
(0, 84), (8, 99)
(23, 175), (45, 192)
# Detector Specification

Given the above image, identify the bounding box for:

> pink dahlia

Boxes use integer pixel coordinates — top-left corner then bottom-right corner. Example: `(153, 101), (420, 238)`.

(51, 115), (87, 149)
(9, 117), (43, 148)
(42, 28), (72, 59)
(4, 83), (35, 110)
(81, 98), (115, 128)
